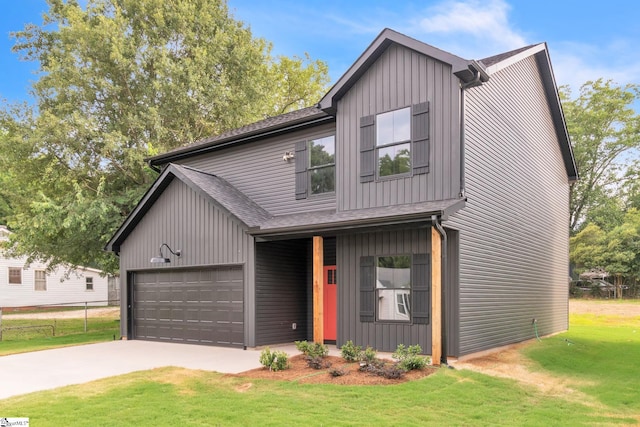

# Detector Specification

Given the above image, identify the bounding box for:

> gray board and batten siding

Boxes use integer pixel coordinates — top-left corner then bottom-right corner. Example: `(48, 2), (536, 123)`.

(336, 42), (461, 212)
(337, 228), (432, 353)
(255, 239), (309, 346)
(178, 121), (337, 217)
(448, 53), (570, 357)
(118, 177), (257, 346)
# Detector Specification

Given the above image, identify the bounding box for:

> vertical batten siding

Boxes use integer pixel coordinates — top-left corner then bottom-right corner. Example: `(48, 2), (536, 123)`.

(179, 122), (336, 216)
(118, 179), (256, 345)
(255, 240), (309, 346)
(336, 228), (431, 353)
(337, 44), (461, 212)
(448, 55), (570, 356)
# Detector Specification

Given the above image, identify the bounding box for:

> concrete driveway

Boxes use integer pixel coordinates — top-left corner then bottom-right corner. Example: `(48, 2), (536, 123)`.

(0, 340), (273, 400)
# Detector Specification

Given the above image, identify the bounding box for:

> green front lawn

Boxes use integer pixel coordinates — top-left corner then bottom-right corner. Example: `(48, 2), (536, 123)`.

(1, 306), (639, 426)
(0, 317), (120, 356)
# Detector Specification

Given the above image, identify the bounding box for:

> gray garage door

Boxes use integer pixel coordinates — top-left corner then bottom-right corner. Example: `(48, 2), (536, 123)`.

(132, 267), (243, 348)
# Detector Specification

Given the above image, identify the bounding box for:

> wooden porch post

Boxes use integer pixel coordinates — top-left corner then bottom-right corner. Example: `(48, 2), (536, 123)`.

(431, 227), (442, 366)
(313, 236), (324, 343)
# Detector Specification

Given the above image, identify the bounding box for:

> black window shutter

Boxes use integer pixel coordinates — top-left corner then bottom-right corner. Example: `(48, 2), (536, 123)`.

(359, 256), (375, 322)
(295, 140), (308, 200)
(360, 115), (375, 183)
(412, 253), (431, 324)
(412, 102), (430, 175)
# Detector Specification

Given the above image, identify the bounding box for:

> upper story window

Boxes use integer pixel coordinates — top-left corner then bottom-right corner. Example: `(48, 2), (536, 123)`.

(376, 108), (411, 177)
(309, 135), (335, 195)
(360, 102), (430, 183)
(295, 134), (336, 199)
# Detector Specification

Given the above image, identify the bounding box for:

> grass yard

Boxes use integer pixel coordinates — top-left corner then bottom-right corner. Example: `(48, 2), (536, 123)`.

(0, 301), (639, 426)
(0, 313), (120, 356)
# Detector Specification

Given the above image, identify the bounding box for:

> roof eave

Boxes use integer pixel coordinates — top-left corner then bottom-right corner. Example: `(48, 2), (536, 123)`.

(147, 113), (334, 167)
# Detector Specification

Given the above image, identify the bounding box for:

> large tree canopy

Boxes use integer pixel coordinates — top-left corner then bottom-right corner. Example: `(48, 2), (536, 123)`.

(0, 0), (329, 273)
(562, 79), (640, 233)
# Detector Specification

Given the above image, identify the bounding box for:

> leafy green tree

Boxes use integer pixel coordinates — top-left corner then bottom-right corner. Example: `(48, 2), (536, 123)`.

(1, 0), (329, 273)
(571, 209), (640, 298)
(561, 79), (640, 233)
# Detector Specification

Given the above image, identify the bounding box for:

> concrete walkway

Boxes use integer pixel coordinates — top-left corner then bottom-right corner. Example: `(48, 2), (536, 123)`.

(0, 340), (279, 400)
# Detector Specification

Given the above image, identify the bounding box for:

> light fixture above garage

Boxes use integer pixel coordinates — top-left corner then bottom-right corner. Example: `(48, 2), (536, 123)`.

(150, 243), (181, 264)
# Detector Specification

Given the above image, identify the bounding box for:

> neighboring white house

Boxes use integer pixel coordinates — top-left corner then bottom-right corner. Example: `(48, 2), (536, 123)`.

(0, 225), (109, 308)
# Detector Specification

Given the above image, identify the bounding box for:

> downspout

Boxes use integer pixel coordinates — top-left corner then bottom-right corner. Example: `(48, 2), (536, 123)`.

(432, 215), (448, 365)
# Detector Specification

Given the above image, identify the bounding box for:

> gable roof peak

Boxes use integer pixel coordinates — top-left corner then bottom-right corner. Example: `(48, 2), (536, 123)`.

(318, 28), (484, 113)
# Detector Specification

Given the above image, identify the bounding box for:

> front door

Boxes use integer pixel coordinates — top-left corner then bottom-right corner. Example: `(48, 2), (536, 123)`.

(323, 266), (337, 341)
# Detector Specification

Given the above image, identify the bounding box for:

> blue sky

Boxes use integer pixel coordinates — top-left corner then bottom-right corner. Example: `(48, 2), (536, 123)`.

(1, 0), (638, 104)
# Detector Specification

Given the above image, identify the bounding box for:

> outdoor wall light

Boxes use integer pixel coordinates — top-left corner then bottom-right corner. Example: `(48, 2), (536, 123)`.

(150, 243), (181, 264)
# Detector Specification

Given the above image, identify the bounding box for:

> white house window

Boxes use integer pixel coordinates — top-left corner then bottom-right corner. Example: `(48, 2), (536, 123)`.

(309, 135), (335, 195)
(376, 107), (411, 177)
(86, 277), (94, 291)
(35, 270), (47, 291)
(376, 255), (411, 322)
(8, 267), (22, 285)
(295, 134), (336, 199)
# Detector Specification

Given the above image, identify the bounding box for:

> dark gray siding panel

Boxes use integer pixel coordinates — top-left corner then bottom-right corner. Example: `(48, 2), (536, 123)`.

(448, 55), (570, 356)
(255, 240), (309, 346)
(337, 228), (431, 353)
(118, 179), (256, 346)
(336, 43), (461, 211)
(180, 122), (336, 216)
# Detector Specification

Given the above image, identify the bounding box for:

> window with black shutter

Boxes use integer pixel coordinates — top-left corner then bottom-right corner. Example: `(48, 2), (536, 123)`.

(295, 135), (335, 199)
(359, 253), (430, 324)
(359, 103), (430, 182)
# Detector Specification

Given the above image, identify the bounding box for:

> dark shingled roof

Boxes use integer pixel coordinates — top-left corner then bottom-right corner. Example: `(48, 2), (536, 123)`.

(254, 198), (465, 236)
(480, 44), (541, 67)
(175, 165), (271, 228)
(149, 106), (331, 166)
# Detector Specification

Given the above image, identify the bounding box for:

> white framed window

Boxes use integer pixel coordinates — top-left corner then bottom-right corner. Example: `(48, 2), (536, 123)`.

(376, 255), (411, 322)
(376, 108), (411, 178)
(35, 270), (47, 291)
(8, 267), (22, 285)
(86, 277), (94, 291)
(309, 135), (336, 195)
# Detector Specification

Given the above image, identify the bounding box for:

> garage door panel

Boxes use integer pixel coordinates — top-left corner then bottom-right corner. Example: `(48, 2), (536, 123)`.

(133, 267), (244, 348)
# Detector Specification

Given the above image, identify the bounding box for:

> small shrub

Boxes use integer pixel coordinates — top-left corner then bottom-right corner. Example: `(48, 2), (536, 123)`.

(259, 347), (289, 372)
(392, 344), (430, 371)
(360, 346), (377, 365)
(328, 367), (347, 377)
(294, 340), (310, 354)
(306, 355), (331, 370)
(380, 364), (406, 379)
(295, 340), (329, 358)
(340, 340), (362, 362)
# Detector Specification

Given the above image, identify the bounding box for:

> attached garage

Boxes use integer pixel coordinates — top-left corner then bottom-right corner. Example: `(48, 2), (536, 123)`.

(131, 266), (244, 348)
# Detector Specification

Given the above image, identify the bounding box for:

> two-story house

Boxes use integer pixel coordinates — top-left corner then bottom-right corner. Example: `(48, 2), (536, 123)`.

(106, 29), (577, 363)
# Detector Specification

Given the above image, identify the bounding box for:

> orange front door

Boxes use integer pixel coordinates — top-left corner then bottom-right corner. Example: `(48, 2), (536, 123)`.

(323, 266), (337, 341)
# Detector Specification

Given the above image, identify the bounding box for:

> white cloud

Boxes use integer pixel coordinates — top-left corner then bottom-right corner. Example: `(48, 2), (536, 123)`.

(414, 0), (527, 54)
(550, 41), (640, 92)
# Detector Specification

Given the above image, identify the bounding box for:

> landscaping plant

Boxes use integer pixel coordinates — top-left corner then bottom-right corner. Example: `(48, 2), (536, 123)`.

(259, 348), (289, 372)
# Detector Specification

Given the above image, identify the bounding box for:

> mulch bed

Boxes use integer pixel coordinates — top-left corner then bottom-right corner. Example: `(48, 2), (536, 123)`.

(230, 354), (437, 385)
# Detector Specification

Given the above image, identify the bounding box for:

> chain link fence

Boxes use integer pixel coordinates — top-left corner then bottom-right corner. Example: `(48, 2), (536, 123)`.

(0, 300), (120, 341)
